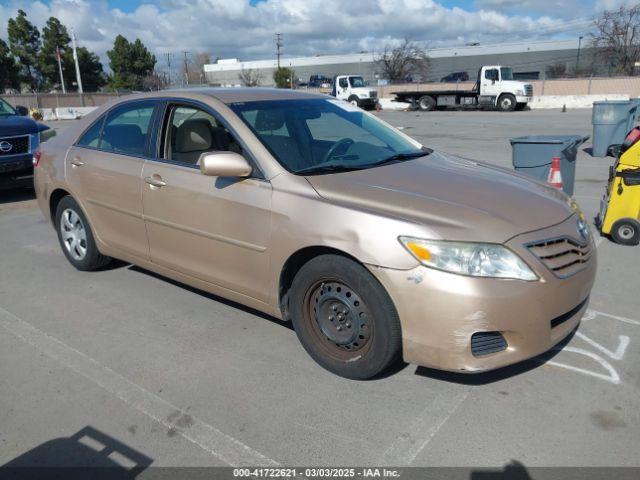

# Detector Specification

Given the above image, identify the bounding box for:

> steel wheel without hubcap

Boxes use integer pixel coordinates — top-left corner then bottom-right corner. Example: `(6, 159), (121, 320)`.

(306, 280), (373, 359)
(60, 208), (88, 261)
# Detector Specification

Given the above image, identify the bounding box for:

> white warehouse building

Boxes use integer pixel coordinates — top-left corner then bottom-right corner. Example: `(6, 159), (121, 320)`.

(203, 39), (592, 87)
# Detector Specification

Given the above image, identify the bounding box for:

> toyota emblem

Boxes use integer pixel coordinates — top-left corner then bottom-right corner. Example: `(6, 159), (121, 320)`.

(0, 141), (13, 153)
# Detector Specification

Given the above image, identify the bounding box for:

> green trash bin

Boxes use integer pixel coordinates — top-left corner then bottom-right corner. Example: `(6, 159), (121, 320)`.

(591, 99), (640, 157)
(510, 135), (589, 196)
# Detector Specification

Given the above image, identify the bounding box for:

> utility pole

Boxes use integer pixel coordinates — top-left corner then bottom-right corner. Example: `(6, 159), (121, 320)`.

(275, 33), (283, 68)
(70, 29), (83, 94)
(165, 52), (173, 85)
(183, 51), (190, 85)
(576, 35), (584, 74)
(55, 46), (66, 94)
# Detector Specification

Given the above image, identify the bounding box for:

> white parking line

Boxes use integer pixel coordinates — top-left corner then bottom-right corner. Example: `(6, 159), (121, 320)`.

(0, 306), (278, 467)
(382, 389), (470, 465)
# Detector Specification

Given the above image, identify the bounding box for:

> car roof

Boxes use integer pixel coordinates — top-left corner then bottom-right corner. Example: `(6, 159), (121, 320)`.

(117, 87), (329, 105)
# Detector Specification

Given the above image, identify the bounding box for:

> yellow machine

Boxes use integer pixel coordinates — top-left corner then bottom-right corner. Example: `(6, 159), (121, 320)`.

(598, 127), (640, 245)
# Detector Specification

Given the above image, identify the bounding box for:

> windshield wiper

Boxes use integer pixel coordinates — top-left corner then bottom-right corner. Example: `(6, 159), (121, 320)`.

(296, 164), (364, 175)
(367, 150), (431, 168)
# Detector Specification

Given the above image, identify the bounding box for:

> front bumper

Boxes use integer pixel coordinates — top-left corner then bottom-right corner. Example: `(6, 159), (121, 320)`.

(367, 215), (597, 373)
(515, 96), (532, 104)
(0, 153), (34, 189)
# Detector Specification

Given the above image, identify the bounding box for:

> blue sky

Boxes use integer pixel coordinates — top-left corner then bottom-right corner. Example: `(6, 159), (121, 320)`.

(0, 0), (630, 65)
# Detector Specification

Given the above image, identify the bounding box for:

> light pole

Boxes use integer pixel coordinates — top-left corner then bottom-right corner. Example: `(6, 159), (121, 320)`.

(70, 29), (83, 94)
(576, 35), (584, 74)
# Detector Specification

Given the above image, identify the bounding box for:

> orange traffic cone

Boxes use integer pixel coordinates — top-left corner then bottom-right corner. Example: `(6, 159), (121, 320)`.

(547, 156), (563, 189)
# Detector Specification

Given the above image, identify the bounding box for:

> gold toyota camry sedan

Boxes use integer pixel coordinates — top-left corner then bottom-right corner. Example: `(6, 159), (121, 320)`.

(34, 88), (596, 379)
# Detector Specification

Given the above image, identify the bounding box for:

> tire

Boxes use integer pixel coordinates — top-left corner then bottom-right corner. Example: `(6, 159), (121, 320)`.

(289, 254), (402, 380)
(497, 94), (517, 112)
(347, 95), (361, 107)
(611, 218), (640, 246)
(418, 95), (436, 111)
(55, 196), (112, 270)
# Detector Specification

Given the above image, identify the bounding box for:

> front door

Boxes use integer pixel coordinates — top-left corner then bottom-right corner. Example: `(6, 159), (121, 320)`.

(141, 103), (272, 302)
(481, 68), (501, 98)
(66, 100), (158, 259)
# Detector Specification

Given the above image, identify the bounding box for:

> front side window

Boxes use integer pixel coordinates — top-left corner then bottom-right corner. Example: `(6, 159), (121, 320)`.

(485, 69), (499, 81)
(161, 105), (244, 165)
(0, 98), (16, 116)
(231, 99), (426, 175)
(338, 78), (348, 89)
(99, 103), (155, 156)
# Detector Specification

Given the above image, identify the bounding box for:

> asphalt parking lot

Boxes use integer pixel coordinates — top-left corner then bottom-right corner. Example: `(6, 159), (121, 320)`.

(1, 109), (638, 471)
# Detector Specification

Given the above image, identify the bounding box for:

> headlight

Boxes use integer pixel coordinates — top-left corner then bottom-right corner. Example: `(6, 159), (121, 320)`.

(399, 237), (538, 281)
(515, 89), (525, 96)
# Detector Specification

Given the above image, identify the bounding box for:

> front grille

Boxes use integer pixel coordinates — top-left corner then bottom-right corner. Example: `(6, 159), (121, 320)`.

(524, 84), (533, 96)
(527, 236), (592, 278)
(471, 332), (507, 357)
(369, 90), (378, 98)
(550, 297), (589, 329)
(0, 135), (30, 156)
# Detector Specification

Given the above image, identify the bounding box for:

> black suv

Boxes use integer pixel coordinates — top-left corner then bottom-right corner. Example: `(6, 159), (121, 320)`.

(0, 98), (51, 189)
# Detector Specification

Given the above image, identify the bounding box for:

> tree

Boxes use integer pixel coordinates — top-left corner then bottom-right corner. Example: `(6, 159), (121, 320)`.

(73, 47), (107, 91)
(547, 62), (568, 79)
(376, 39), (430, 83)
(107, 35), (156, 90)
(181, 52), (210, 85)
(142, 70), (169, 91)
(239, 68), (263, 87)
(592, 4), (640, 76)
(273, 67), (293, 88)
(37, 17), (71, 90)
(7, 9), (41, 88)
(0, 39), (20, 92)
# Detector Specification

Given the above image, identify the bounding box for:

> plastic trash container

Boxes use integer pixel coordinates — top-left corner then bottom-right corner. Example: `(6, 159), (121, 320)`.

(592, 99), (640, 157)
(510, 135), (590, 196)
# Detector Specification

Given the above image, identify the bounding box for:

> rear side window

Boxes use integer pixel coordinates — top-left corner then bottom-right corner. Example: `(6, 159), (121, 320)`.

(100, 104), (155, 156)
(77, 117), (105, 148)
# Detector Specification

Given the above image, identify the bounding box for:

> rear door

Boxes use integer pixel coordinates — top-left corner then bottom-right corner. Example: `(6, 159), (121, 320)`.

(66, 100), (159, 260)
(140, 101), (273, 302)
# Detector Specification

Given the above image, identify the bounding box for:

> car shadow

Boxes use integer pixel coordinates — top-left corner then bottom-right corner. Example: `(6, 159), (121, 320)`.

(471, 460), (533, 479)
(127, 265), (293, 331)
(414, 328), (576, 385)
(0, 187), (35, 204)
(1, 425), (152, 479)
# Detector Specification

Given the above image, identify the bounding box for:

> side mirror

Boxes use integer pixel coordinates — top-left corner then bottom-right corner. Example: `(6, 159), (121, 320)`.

(200, 151), (252, 178)
(15, 105), (29, 116)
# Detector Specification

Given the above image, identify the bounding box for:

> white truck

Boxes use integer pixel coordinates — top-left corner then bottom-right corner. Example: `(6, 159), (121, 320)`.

(392, 66), (533, 112)
(330, 75), (379, 110)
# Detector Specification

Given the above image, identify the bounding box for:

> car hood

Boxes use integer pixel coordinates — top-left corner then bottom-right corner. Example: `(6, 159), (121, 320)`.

(0, 115), (48, 136)
(304, 151), (573, 243)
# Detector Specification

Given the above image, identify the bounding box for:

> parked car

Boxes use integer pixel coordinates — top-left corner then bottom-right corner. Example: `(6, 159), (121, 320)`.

(35, 88), (596, 379)
(440, 71), (470, 83)
(308, 75), (332, 88)
(0, 98), (52, 189)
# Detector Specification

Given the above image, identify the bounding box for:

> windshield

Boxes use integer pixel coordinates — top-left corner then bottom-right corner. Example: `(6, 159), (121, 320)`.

(500, 67), (514, 81)
(0, 98), (17, 116)
(349, 76), (365, 88)
(230, 98), (426, 175)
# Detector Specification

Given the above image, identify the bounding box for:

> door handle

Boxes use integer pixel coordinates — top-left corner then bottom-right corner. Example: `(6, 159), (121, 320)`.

(144, 176), (167, 188)
(70, 158), (84, 167)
